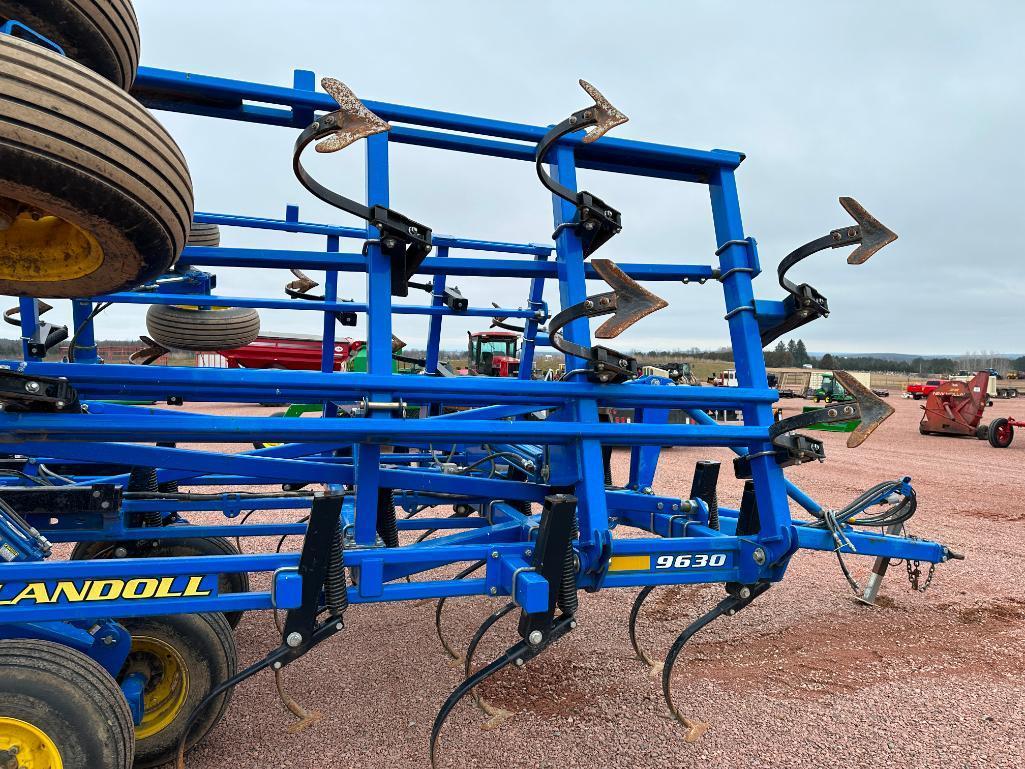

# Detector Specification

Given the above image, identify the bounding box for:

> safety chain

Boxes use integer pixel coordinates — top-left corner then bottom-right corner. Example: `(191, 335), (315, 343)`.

(904, 534), (936, 592)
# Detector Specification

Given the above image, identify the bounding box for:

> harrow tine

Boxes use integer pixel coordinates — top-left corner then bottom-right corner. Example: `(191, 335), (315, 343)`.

(433, 560), (487, 664)
(627, 585), (663, 676)
(274, 667), (322, 733)
(463, 602), (517, 718)
(661, 583), (769, 742)
(430, 612), (575, 769)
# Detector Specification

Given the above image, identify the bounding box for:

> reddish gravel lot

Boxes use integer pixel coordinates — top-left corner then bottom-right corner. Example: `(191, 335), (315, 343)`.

(166, 396), (1024, 769)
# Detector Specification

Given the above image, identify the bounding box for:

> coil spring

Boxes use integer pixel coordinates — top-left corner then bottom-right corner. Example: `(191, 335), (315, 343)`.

(376, 488), (399, 548)
(602, 447), (613, 486)
(128, 467), (162, 527)
(707, 489), (719, 531)
(325, 528), (348, 617)
(556, 513), (579, 615)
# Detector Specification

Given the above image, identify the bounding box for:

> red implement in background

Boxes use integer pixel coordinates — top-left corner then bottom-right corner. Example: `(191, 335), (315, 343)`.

(217, 333), (364, 371)
(919, 371), (989, 438)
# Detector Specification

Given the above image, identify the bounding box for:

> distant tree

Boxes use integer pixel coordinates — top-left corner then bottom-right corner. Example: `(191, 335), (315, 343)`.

(786, 340), (797, 360)
(795, 339), (810, 365)
(1012, 356), (1025, 372)
(820, 353), (836, 369)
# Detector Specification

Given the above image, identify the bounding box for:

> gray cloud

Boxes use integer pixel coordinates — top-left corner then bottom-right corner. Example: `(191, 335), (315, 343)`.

(4, 1), (1021, 357)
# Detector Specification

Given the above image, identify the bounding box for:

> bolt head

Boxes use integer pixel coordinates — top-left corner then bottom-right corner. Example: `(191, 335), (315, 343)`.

(113, 546), (128, 558)
(752, 547), (767, 565)
(569, 620), (578, 629)
(272, 661), (282, 670)
(490, 550), (500, 559)
(489, 586), (498, 595)
(524, 549), (533, 557)
(656, 502), (664, 510)
(286, 632), (303, 648)
(528, 630), (543, 645)
(514, 657), (525, 667)
(739, 587), (751, 599)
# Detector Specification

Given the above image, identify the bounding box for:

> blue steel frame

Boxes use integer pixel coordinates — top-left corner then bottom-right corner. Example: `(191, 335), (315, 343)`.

(0, 65), (954, 669)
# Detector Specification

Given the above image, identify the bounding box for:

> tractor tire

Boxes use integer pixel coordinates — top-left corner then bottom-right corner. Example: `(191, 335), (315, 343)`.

(0, 0), (140, 89)
(988, 417), (1014, 448)
(146, 304), (260, 351)
(254, 410), (287, 449)
(0, 638), (135, 769)
(975, 424), (990, 441)
(70, 536), (250, 628)
(187, 221), (220, 247)
(118, 613), (236, 768)
(0, 34), (192, 298)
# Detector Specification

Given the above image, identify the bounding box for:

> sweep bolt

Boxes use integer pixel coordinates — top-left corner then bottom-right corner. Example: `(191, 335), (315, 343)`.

(569, 620), (577, 629)
(273, 661), (282, 670)
(515, 657), (525, 667)
(286, 632), (303, 647)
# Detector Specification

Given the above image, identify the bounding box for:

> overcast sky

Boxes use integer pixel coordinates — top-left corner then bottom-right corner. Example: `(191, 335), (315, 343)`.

(5, 2), (1023, 356)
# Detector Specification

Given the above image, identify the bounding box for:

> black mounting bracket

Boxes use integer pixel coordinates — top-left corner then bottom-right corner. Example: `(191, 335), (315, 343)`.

(760, 197), (897, 346)
(4, 302), (68, 358)
(535, 81), (628, 258)
(292, 78), (432, 298)
(0, 371), (79, 413)
(442, 286), (467, 313)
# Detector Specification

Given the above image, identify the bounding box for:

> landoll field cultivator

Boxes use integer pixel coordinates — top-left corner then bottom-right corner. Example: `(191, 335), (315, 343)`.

(0, 5), (962, 768)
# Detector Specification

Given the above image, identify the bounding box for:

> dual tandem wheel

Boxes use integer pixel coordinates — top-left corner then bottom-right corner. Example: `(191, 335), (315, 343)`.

(2, 536), (248, 769)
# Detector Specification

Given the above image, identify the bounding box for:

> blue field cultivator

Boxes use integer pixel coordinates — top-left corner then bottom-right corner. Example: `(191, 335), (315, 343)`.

(0, 4), (962, 768)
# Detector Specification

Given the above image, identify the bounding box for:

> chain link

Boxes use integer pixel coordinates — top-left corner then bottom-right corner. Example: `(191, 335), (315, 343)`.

(903, 532), (936, 592)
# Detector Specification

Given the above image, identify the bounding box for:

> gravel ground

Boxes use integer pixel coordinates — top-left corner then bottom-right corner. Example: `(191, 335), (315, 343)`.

(158, 396), (1023, 769)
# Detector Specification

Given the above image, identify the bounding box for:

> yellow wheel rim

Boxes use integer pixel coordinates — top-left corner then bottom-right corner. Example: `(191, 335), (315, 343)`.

(128, 636), (190, 739)
(0, 717), (63, 769)
(0, 212), (104, 283)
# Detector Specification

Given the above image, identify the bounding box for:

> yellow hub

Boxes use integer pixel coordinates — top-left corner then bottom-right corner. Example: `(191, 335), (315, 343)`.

(129, 636), (190, 739)
(0, 717), (63, 769)
(0, 212), (104, 283)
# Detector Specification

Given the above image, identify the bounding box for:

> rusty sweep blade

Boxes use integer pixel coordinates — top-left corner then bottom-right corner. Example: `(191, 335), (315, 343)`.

(834, 370), (895, 448)
(839, 197), (897, 265)
(578, 80), (629, 143)
(590, 259), (668, 338)
(315, 78), (390, 153)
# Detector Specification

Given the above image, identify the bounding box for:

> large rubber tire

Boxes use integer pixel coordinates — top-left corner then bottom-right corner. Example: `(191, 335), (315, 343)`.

(988, 417), (1014, 448)
(187, 221), (220, 247)
(118, 613), (236, 769)
(0, 0), (140, 89)
(0, 638), (135, 769)
(0, 34), (192, 298)
(70, 536), (250, 628)
(146, 304), (260, 351)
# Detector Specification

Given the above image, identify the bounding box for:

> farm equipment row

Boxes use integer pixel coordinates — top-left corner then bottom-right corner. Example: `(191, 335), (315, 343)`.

(0, 7), (963, 769)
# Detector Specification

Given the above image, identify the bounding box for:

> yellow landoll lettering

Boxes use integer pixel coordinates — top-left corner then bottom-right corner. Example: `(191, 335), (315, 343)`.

(0, 582), (53, 605)
(154, 577), (184, 598)
(86, 580), (122, 601)
(123, 578), (158, 600)
(183, 576), (212, 597)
